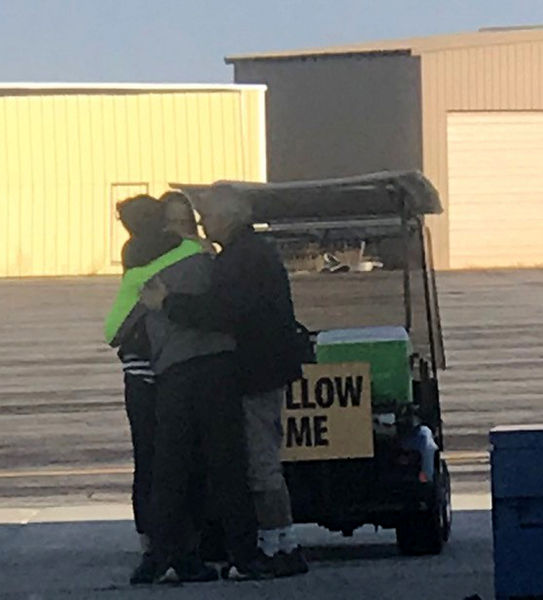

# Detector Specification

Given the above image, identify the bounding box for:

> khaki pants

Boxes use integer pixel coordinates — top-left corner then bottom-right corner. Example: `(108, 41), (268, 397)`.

(243, 388), (293, 530)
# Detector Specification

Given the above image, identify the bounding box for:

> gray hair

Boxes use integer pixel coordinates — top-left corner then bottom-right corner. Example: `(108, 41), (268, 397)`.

(197, 182), (253, 226)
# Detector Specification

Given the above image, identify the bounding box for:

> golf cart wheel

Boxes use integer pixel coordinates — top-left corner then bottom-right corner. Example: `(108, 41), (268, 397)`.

(396, 459), (451, 556)
(440, 460), (452, 543)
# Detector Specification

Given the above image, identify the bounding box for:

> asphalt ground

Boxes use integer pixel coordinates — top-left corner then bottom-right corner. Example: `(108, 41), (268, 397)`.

(0, 507), (493, 600)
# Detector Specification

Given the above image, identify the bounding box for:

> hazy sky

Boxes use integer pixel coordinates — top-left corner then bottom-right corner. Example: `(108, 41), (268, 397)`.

(1, 0), (543, 83)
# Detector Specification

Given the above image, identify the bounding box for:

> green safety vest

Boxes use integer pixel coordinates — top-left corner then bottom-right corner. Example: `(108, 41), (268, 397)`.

(104, 239), (202, 345)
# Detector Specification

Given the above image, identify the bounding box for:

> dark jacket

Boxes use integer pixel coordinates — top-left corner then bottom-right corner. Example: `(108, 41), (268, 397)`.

(164, 227), (303, 394)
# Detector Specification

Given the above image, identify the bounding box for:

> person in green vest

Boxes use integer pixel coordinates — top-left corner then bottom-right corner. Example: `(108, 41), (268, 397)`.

(107, 194), (181, 557)
(106, 193), (214, 583)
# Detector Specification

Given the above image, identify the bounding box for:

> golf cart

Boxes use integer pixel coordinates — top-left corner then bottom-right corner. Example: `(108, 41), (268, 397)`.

(173, 171), (451, 556)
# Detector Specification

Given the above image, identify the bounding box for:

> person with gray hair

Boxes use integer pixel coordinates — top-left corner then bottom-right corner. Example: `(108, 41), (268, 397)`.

(155, 181), (308, 578)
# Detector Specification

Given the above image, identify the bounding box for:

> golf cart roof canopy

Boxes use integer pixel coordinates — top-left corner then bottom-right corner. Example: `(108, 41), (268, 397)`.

(171, 171), (445, 372)
(170, 170), (442, 223)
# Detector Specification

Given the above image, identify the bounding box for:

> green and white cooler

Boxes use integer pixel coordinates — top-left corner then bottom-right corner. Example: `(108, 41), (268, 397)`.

(316, 326), (413, 406)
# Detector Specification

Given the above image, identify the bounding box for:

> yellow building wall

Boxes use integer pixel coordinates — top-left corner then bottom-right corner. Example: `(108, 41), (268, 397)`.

(0, 86), (266, 277)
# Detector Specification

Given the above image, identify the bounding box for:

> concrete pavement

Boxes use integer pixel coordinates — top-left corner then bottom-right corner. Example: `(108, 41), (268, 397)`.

(0, 497), (493, 600)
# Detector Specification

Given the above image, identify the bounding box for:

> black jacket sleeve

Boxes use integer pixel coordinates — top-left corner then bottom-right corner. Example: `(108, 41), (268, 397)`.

(164, 289), (237, 333)
(163, 236), (264, 333)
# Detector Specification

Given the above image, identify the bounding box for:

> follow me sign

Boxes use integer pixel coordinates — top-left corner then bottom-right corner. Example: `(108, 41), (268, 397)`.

(281, 362), (374, 461)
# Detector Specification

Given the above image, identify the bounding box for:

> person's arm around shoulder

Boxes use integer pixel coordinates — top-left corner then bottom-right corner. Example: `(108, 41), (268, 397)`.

(163, 233), (262, 332)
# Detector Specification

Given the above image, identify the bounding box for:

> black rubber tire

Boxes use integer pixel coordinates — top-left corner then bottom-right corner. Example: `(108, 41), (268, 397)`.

(396, 458), (451, 556)
(396, 507), (443, 556)
(440, 460), (452, 543)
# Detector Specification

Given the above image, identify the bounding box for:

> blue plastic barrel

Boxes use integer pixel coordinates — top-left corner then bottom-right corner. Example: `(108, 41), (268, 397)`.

(490, 425), (543, 600)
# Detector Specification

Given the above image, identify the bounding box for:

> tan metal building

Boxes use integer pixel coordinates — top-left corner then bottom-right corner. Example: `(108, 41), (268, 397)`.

(0, 83), (266, 277)
(227, 28), (543, 269)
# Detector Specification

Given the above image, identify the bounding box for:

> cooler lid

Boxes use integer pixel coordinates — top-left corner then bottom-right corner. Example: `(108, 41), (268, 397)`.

(317, 326), (410, 346)
(490, 425), (543, 450)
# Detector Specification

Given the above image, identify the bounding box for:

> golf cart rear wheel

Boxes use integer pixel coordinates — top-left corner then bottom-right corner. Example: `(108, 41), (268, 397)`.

(396, 459), (451, 556)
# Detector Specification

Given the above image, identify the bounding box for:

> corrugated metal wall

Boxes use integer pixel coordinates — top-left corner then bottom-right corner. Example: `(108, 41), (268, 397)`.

(420, 40), (543, 268)
(0, 87), (266, 277)
(233, 54), (423, 182)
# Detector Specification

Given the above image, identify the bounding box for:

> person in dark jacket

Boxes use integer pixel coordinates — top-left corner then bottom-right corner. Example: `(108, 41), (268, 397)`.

(114, 195), (180, 552)
(145, 183), (308, 578)
(136, 191), (274, 584)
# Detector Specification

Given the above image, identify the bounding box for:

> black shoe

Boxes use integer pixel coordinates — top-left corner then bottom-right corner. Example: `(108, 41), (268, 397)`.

(221, 549), (276, 581)
(273, 547), (309, 577)
(171, 553), (219, 583)
(129, 552), (164, 585)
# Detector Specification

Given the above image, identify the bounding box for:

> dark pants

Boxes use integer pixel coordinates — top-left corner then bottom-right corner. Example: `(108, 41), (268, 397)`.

(124, 374), (156, 535)
(151, 352), (258, 567)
